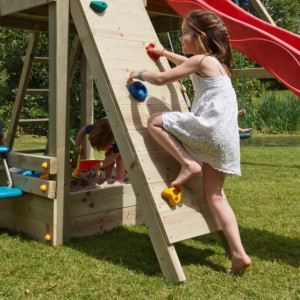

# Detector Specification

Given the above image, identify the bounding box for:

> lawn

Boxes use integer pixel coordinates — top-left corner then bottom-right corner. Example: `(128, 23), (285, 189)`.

(0, 135), (299, 299)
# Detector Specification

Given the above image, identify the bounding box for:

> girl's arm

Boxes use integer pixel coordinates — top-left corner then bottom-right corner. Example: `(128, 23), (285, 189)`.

(74, 127), (86, 154)
(101, 152), (119, 168)
(129, 55), (204, 86)
(91, 152), (119, 177)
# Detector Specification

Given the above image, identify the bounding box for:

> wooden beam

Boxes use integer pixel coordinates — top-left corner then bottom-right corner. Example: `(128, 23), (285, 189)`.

(232, 67), (275, 79)
(11, 173), (56, 199)
(80, 52), (94, 159)
(7, 152), (57, 174)
(48, 1), (70, 246)
(0, 0), (56, 17)
(251, 0), (276, 26)
(146, 0), (178, 16)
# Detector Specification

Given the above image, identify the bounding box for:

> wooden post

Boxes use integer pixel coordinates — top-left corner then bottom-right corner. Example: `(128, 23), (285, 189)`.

(80, 53), (94, 159)
(49, 1), (71, 245)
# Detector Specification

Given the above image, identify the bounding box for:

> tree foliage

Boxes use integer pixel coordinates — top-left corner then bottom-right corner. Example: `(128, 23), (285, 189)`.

(0, 0), (299, 135)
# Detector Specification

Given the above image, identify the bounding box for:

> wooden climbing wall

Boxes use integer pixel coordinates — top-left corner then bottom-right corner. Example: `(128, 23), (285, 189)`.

(70, 0), (220, 282)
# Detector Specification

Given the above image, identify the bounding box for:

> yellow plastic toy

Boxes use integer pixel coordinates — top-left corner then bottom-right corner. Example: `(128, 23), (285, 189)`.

(40, 184), (47, 192)
(161, 186), (182, 207)
(72, 145), (82, 178)
(44, 234), (51, 241)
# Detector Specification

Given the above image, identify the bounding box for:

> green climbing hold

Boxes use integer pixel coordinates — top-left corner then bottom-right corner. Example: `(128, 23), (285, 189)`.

(90, 1), (108, 13)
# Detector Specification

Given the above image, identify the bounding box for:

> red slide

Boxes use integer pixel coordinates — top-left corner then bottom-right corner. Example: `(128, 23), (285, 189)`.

(166, 0), (300, 98)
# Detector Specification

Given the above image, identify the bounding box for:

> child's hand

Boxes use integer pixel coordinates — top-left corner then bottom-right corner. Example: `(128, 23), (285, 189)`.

(128, 71), (139, 82)
(146, 42), (165, 55)
(91, 162), (102, 178)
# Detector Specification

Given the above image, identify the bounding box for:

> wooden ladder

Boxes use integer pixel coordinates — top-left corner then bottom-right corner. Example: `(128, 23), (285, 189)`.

(6, 31), (49, 153)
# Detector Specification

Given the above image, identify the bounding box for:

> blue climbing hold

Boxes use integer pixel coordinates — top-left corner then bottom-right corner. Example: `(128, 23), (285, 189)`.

(0, 145), (10, 153)
(129, 82), (148, 101)
(90, 1), (108, 13)
(240, 132), (252, 139)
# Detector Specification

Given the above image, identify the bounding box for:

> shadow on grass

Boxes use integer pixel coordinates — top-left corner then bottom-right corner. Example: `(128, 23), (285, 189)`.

(69, 224), (299, 277)
(68, 227), (225, 277)
(1, 223), (298, 278)
(196, 226), (299, 268)
(240, 226), (300, 267)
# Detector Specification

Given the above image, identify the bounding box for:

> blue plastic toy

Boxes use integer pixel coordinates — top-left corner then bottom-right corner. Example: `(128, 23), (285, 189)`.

(90, 1), (108, 13)
(0, 146), (22, 198)
(129, 81), (148, 101)
(239, 132), (251, 139)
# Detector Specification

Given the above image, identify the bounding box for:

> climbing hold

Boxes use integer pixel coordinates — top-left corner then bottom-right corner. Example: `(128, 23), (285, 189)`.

(129, 81), (148, 101)
(145, 44), (161, 60)
(40, 184), (47, 192)
(44, 234), (51, 241)
(41, 162), (48, 169)
(239, 132), (252, 139)
(161, 186), (182, 207)
(90, 1), (108, 13)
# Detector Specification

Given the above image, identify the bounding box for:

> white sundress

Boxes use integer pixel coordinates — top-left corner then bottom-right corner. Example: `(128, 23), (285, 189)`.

(162, 57), (241, 176)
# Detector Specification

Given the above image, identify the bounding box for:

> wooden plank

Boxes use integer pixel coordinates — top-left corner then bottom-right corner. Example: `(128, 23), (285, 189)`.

(146, 0), (178, 16)
(13, 147), (46, 154)
(71, 206), (143, 238)
(50, 0), (70, 246)
(23, 88), (49, 94)
(11, 173), (56, 199)
(0, 15), (49, 31)
(80, 52), (94, 159)
(70, 184), (137, 217)
(251, 0), (276, 26)
(7, 152), (57, 174)
(18, 118), (49, 125)
(70, 0), (189, 282)
(0, 194), (53, 243)
(0, 0), (56, 17)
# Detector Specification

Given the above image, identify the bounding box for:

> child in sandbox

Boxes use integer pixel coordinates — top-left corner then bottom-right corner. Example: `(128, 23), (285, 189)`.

(75, 117), (126, 185)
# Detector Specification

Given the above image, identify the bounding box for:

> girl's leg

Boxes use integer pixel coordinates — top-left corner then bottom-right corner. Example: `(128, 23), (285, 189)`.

(148, 113), (201, 187)
(202, 163), (251, 275)
(114, 156), (126, 184)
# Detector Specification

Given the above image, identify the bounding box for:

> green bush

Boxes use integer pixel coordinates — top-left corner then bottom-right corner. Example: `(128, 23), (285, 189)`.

(244, 92), (300, 134)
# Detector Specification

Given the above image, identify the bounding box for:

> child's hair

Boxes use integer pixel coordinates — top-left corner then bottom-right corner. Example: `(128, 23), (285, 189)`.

(88, 118), (114, 151)
(184, 10), (233, 75)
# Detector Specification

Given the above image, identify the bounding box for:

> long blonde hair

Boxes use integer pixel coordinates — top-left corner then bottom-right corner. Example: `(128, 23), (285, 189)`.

(184, 10), (233, 75)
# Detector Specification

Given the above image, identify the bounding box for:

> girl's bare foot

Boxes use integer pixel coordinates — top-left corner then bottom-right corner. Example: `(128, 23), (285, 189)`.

(229, 255), (251, 276)
(171, 162), (202, 187)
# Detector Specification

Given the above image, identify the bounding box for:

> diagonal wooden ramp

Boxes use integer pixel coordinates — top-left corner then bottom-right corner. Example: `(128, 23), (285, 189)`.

(70, 0), (221, 282)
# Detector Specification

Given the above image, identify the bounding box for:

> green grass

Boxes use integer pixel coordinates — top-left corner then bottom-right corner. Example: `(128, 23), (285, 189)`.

(0, 135), (299, 299)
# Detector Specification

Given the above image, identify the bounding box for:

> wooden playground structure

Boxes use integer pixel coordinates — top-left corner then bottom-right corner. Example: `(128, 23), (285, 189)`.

(0, 0), (277, 282)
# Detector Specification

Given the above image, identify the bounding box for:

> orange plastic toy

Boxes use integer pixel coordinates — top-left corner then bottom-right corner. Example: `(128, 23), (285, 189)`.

(161, 186), (182, 207)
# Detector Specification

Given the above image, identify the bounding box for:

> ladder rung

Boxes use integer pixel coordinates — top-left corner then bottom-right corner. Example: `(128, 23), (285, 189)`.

(22, 56), (49, 64)
(19, 118), (49, 125)
(13, 147), (46, 154)
(33, 57), (49, 64)
(25, 89), (49, 95)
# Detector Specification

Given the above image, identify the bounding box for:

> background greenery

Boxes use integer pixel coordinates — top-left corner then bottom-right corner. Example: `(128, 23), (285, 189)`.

(0, 135), (299, 299)
(0, 0), (300, 136)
